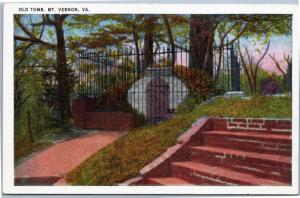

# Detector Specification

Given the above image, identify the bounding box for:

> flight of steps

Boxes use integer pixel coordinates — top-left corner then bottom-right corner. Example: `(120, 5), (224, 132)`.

(144, 126), (291, 186)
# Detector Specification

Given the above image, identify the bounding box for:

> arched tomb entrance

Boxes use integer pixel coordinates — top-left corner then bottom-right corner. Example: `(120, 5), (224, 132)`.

(146, 77), (169, 124)
(127, 67), (189, 124)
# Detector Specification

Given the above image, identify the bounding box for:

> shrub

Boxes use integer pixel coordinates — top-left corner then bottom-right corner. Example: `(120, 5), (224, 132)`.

(14, 67), (57, 162)
(260, 78), (281, 95)
(97, 81), (146, 127)
(240, 68), (286, 96)
(132, 110), (146, 127)
(174, 65), (216, 103)
(97, 81), (134, 111)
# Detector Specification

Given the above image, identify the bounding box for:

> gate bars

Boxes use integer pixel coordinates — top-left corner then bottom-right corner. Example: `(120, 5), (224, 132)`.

(75, 45), (241, 123)
(76, 45), (240, 98)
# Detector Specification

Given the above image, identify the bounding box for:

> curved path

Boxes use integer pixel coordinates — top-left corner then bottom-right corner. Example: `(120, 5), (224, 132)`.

(15, 131), (123, 185)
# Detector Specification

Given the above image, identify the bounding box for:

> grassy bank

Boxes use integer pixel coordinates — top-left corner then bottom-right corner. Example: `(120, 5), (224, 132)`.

(66, 96), (292, 185)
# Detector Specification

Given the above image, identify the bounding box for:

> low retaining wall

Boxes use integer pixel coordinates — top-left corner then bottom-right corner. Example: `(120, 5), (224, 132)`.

(71, 97), (134, 131)
(211, 117), (291, 134)
(122, 117), (211, 185)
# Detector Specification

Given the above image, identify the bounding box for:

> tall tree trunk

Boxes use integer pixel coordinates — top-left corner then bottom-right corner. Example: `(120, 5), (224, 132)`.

(286, 62), (292, 91)
(133, 29), (141, 75)
(163, 15), (176, 67)
(54, 15), (70, 127)
(189, 15), (216, 76)
(215, 46), (223, 81)
(253, 70), (258, 94)
(204, 29), (215, 76)
(143, 15), (155, 68)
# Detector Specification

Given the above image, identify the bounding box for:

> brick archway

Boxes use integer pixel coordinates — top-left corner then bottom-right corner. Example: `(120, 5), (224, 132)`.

(146, 77), (169, 124)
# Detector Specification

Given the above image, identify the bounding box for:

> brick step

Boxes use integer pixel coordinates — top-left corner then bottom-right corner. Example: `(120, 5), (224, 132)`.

(202, 130), (291, 155)
(189, 146), (291, 183)
(171, 161), (287, 186)
(146, 177), (192, 185)
(15, 176), (63, 186)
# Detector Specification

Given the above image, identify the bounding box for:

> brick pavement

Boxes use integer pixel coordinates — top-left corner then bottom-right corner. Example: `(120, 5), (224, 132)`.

(15, 131), (122, 185)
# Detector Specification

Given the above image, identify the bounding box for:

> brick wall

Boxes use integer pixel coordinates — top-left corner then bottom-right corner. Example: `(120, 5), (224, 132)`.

(71, 97), (134, 131)
(211, 117), (291, 134)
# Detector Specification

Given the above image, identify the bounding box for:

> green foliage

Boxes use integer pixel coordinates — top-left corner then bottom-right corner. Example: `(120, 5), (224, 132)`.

(78, 55), (135, 96)
(240, 15), (292, 37)
(174, 65), (216, 103)
(14, 66), (57, 162)
(96, 80), (133, 111)
(240, 68), (286, 96)
(240, 68), (268, 96)
(13, 45), (68, 162)
(15, 68), (50, 141)
(215, 14), (292, 51)
(66, 96), (291, 185)
(228, 15), (291, 38)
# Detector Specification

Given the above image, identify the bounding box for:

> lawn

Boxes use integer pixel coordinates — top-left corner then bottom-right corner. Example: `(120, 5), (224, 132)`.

(65, 96), (292, 185)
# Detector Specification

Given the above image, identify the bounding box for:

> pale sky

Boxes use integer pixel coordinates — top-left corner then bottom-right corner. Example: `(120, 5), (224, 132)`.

(242, 35), (292, 75)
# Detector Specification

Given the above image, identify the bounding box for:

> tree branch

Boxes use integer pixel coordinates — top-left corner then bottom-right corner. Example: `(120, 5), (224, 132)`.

(54, 14), (69, 23)
(15, 16), (56, 48)
(221, 22), (239, 41)
(221, 23), (249, 47)
(15, 43), (33, 52)
(236, 42), (254, 93)
(284, 53), (292, 65)
(31, 21), (55, 27)
(255, 41), (270, 68)
(269, 53), (286, 75)
(14, 35), (56, 49)
(244, 45), (255, 87)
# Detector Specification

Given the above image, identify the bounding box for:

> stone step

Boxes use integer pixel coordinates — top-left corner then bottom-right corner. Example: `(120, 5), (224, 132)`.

(146, 177), (192, 185)
(189, 146), (291, 183)
(171, 161), (287, 186)
(202, 130), (291, 155)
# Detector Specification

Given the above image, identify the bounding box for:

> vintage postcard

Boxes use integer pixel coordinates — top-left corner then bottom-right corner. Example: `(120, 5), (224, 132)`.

(2, 2), (299, 195)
